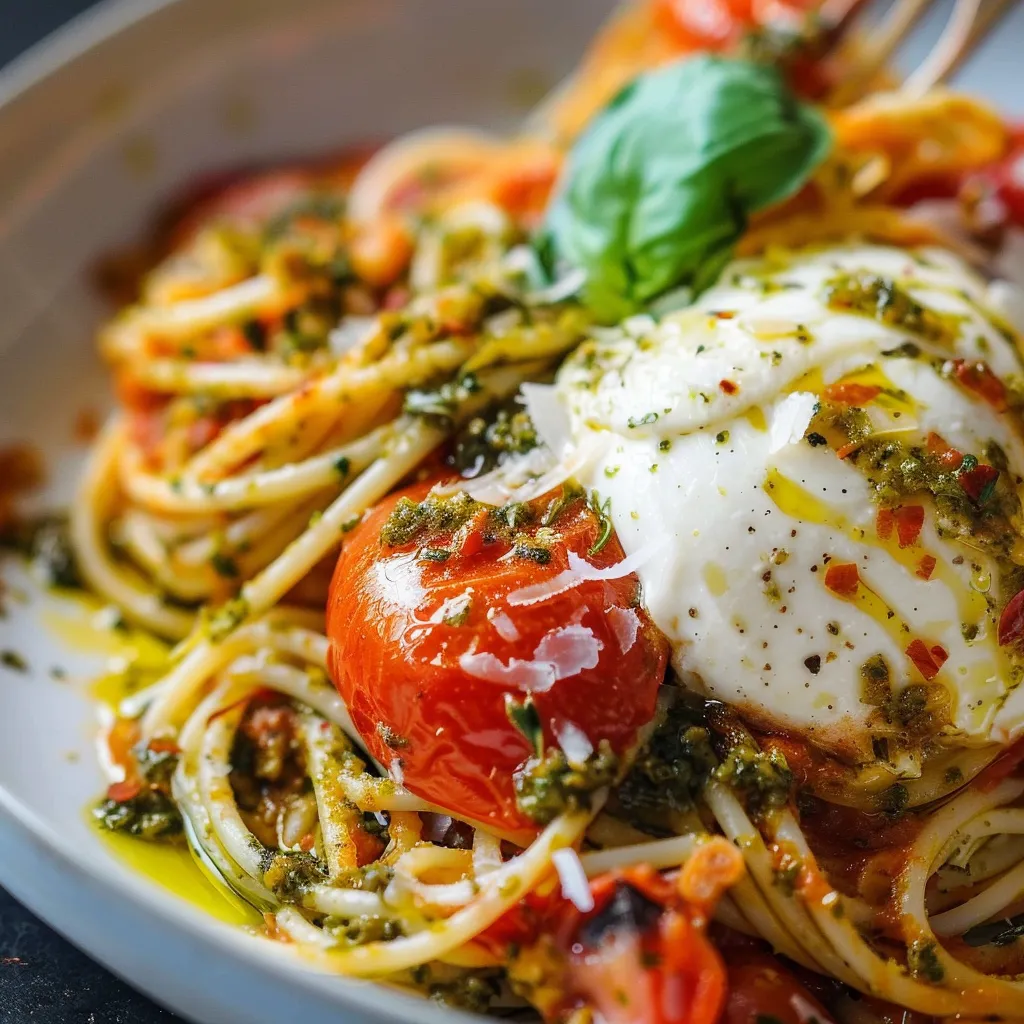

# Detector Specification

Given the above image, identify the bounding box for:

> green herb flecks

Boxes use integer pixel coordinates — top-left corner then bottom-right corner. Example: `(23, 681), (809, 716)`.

(588, 491), (613, 555)
(825, 272), (960, 347)
(514, 741), (619, 826)
(404, 373), (482, 428)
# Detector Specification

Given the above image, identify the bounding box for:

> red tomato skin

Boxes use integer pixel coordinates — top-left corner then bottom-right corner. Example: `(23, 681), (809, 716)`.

(326, 481), (668, 834)
(722, 955), (838, 1024)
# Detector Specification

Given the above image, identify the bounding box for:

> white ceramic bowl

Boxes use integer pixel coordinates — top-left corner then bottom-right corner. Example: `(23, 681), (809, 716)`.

(1, 2), (1023, 1022)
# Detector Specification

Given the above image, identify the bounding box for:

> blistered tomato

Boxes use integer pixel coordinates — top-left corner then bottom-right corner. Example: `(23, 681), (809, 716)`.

(326, 481), (668, 835)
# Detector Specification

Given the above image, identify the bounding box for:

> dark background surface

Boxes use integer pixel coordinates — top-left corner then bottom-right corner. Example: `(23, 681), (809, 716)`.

(1, 10), (180, 1024)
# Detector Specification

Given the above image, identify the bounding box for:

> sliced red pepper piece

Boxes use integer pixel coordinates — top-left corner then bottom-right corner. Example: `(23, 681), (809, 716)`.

(893, 506), (925, 548)
(822, 382), (881, 405)
(876, 508), (895, 541)
(953, 359), (1008, 412)
(916, 555), (937, 581)
(824, 562), (859, 598)
(836, 441), (861, 460)
(905, 639), (948, 681)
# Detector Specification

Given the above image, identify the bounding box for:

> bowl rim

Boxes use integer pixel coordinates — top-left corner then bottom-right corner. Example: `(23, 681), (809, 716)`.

(0, 0), (173, 109)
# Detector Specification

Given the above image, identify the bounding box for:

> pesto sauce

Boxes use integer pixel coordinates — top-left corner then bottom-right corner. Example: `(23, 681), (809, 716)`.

(378, 486), (586, 564)
(451, 402), (539, 478)
(513, 742), (619, 825)
(713, 740), (793, 816)
(260, 849), (328, 902)
(825, 272), (960, 347)
(94, 745), (183, 840)
(615, 696), (717, 822)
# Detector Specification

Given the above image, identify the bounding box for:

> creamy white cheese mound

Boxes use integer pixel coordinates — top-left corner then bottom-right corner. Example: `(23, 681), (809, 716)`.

(538, 244), (1024, 761)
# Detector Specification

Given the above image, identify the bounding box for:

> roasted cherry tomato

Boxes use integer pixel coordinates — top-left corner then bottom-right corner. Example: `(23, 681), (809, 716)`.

(539, 866), (727, 1024)
(895, 126), (1024, 228)
(722, 954), (838, 1024)
(326, 481), (668, 835)
(654, 0), (819, 50)
(966, 126), (1024, 227)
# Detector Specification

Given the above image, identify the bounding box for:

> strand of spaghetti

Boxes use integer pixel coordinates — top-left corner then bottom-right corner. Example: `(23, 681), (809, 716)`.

(224, 663), (354, 736)
(579, 833), (700, 876)
(172, 681), (279, 912)
(121, 424), (392, 513)
(182, 338), (474, 482)
(584, 815), (656, 849)
(140, 617), (324, 735)
(384, 812), (425, 864)
(772, 797), (1023, 1014)
(704, 784), (860, 982)
(227, 497), (332, 584)
(891, 778), (1024, 1005)
(931, 857), (1024, 936)
(197, 700), (270, 878)
(300, 808), (592, 978)
(906, 779), (1024, 894)
(277, 905), (503, 971)
(298, 714), (366, 879)
(100, 274), (287, 352)
(132, 358), (308, 399)
(738, 205), (948, 258)
(230, 359), (536, 624)
(266, 626), (329, 666)
(172, 501), (315, 567)
(388, 847), (478, 912)
(943, 833), (1024, 892)
(69, 419), (196, 639)
(472, 830), (503, 878)
(118, 511), (215, 603)
(139, 418), (444, 734)
(273, 908), (339, 950)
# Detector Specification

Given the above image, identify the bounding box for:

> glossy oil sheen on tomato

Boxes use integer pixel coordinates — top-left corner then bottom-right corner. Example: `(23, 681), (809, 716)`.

(326, 481), (668, 834)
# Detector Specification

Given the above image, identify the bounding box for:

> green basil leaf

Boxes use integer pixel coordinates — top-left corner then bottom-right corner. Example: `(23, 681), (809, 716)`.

(539, 54), (833, 321)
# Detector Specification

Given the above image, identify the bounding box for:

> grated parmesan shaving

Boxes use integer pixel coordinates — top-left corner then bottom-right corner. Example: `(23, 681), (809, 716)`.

(459, 624), (602, 694)
(552, 847), (594, 912)
(554, 719), (594, 764)
(507, 542), (664, 608)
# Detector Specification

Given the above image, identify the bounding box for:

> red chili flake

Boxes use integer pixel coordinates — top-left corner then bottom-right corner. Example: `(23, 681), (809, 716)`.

(953, 359), (1008, 412)
(719, 379), (740, 395)
(822, 381), (881, 405)
(824, 562), (859, 598)
(893, 505), (925, 548)
(714, 311), (736, 320)
(905, 639), (948, 681)
(958, 463), (999, 504)
(926, 432), (964, 471)
(106, 779), (142, 803)
(836, 441), (861, 460)
(876, 508), (895, 541)
(999, 588), (1024, 648)
(916, 555), (937, 581)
